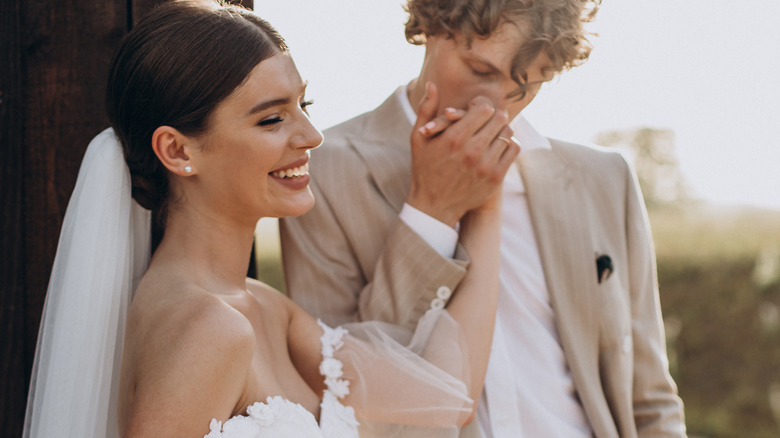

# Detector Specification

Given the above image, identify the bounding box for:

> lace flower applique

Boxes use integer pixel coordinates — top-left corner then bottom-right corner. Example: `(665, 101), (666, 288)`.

(317, 321), (360, 436)
(246, 399), (276, 426)
(205, 415), (260, 438)
(204, 396), (319, 438)
(318, 320), (350, 399)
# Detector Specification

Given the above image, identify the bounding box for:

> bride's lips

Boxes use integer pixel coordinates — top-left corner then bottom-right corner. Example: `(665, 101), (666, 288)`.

(269, 156), (311, 190)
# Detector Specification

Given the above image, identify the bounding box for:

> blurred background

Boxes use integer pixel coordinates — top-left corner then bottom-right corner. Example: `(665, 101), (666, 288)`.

(2, 1), (777, 436)
(252, 1), (780, 437)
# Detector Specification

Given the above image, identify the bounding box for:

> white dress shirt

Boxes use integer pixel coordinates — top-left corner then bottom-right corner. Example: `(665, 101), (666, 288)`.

(397, 86), (593, 437)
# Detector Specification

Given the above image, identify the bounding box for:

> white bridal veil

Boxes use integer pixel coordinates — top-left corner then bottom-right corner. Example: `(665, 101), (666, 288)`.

(23, 128), (151, 438)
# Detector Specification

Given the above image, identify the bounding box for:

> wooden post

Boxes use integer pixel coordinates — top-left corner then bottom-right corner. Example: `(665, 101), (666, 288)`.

(0, 0), (27, 432)
(0, 1), (253, 434)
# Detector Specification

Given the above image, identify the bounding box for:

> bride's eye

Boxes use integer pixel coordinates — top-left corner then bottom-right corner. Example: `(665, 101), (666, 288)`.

(258, 115), (283, 126)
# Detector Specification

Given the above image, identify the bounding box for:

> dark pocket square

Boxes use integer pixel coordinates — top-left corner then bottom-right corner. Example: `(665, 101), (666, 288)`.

(596, 254), (613, 284)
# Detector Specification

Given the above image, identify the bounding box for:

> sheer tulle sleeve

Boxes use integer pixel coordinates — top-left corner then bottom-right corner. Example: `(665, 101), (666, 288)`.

(322, 309), (474, 437)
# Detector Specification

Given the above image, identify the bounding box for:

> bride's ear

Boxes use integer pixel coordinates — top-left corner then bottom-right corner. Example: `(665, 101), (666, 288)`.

(151, 126), (197, 176)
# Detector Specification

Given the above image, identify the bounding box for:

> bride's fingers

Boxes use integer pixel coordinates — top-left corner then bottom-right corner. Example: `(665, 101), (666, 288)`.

(418, 108), (466, 137)
(413, 82), (439, 136)
(444, 107), (467, 121)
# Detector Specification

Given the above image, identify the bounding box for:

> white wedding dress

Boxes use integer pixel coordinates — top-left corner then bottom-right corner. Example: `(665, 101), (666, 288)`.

(204, 323), (359, 438)
(205, 396), (334, 438)
(205, 316), (472, 438)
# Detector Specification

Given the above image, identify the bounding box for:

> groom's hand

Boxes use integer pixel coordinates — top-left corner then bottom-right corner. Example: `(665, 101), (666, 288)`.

(407, 82), (519, 228)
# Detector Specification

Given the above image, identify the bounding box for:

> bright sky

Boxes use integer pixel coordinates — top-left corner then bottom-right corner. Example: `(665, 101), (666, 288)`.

(254, 1), (780, 211)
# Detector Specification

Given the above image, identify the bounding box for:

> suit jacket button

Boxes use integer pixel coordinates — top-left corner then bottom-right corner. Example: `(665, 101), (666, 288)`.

(436, 286), (452, 300)
(622, 335), (632, 354)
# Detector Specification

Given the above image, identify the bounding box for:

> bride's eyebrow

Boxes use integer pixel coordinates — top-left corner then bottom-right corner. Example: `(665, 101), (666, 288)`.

(245, 83), (309, 116)
(246, 97), (291, 116)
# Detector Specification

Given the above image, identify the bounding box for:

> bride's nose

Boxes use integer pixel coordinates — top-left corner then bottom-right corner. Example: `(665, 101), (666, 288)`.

(293, 118), (323, 151)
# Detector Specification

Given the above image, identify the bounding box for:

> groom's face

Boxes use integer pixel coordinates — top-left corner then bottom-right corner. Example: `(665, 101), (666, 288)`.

(419, 22), (553, 120)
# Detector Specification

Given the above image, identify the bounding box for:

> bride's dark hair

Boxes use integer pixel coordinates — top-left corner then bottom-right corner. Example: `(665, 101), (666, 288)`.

(106, 0), (287, 228)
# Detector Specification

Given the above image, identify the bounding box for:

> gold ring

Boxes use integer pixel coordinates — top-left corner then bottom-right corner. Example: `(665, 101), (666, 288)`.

(497, 136), (512, 145)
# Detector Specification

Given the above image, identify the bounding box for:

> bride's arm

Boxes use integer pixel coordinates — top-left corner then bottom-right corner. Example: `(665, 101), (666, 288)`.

(287, 198), (503, 427)
(436, 198), (502, 409)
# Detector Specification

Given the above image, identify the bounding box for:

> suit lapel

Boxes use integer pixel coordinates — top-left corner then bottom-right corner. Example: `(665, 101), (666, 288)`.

(348, 89), (413, 212)
(346, 94), (613, 433)
(352, 99), (605, 378)
(519, 147), (610, 435)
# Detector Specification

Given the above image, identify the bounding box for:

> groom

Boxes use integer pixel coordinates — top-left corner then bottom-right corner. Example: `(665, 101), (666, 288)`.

(281, 0), (686, 436)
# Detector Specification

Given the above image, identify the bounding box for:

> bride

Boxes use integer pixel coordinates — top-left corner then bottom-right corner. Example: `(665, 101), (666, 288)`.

(23, 1), (517, 437)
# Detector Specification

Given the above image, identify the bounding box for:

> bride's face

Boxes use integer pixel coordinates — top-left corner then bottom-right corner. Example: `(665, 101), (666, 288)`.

(189, 53), (323, 220)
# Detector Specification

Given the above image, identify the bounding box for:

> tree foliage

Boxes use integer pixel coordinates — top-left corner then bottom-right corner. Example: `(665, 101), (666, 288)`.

(595, 127), (690, 209)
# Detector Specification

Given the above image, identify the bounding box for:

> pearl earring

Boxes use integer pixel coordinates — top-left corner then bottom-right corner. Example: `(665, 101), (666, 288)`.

(184, 165), (192, 174)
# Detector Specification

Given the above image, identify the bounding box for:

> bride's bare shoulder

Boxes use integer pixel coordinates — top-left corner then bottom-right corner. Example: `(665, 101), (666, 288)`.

(120, 278), (255, 435)
(126, 274), (256, 365)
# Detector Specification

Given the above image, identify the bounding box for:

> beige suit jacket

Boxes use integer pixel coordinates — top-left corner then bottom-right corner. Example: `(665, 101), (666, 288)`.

(280, 88), (686, 437)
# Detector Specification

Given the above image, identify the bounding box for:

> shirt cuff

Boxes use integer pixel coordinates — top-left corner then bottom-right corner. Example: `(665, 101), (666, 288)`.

(399, 203), (458, 258)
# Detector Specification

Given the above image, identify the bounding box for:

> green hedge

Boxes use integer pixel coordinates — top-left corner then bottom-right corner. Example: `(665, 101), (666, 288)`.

(654, 207), (780, 437)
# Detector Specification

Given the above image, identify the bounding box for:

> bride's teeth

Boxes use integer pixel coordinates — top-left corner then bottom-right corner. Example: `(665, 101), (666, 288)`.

(273, 164), (309, 179)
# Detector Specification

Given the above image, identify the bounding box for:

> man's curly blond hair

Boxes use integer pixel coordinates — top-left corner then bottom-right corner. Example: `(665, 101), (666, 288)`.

(405, 0), (600, 98)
